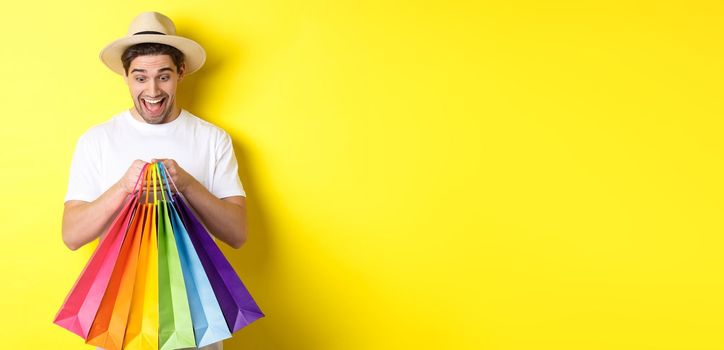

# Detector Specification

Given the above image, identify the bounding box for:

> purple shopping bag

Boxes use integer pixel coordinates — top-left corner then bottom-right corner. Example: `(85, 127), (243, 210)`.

(172, 193), (264, 333)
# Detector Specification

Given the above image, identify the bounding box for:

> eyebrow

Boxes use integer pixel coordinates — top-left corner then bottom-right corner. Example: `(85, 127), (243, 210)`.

(130, 67), (175, 74)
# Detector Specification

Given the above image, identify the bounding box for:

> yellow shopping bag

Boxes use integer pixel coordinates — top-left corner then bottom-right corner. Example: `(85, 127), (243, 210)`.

(123, 166), (160, 349)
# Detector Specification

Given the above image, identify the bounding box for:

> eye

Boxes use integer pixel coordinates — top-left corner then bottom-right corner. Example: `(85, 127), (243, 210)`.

(160, 75), (170, 82)
(135, 76), (146, 83)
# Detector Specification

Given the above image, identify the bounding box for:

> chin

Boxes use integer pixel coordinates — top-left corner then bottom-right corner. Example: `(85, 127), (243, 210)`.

(144, 115), (167, 124)
(135, 107), (169, 124)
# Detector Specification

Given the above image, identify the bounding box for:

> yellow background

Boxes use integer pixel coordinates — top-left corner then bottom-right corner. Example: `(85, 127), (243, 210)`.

(0, 0), (722, 349)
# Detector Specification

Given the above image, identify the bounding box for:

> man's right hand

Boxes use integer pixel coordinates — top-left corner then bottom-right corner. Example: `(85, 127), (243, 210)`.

(63, 159), (148, 250)
(117, 159), (149, 195)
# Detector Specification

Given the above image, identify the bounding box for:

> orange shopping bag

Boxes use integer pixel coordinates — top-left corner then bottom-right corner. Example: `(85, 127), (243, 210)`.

(85, 194), (145, 349)
(123, 166), (160, 350)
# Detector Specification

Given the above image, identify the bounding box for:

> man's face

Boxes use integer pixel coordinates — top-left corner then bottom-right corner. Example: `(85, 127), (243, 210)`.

(125, 54), (184, 124)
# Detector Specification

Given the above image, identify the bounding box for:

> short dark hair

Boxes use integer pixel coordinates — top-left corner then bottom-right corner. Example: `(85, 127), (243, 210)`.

(121, 43), (185, 76)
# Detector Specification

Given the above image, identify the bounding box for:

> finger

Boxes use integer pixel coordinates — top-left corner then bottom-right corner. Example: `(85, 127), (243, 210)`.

(132, 159), (147, 168)
(162, 162), (174, 174)
(159, 159), (171, 169)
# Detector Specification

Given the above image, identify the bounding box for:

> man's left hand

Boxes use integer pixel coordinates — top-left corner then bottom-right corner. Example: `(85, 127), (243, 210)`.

(151, 158), (197, 193)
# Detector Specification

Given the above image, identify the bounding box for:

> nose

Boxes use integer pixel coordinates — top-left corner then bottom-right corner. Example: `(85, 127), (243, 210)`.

(148, 79), (161, 97)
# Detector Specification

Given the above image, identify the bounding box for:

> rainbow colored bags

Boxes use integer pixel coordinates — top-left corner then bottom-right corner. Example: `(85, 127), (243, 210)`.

(55, 163), (263, 349)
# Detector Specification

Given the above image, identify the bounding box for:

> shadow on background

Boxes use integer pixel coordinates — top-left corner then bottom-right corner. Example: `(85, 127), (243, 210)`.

(175, 17), (324, 350)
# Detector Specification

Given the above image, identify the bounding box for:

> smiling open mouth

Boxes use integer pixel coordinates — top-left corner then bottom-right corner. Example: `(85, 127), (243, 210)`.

(141, 96), (166, 116)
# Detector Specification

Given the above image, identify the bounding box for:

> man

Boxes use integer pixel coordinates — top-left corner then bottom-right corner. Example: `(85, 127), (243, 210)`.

(62, 12), (245, 350)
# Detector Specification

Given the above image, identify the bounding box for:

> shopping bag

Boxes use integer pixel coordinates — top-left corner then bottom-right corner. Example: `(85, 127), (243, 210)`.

(124, 167), (160, 350)
(85, 195), (144, 349)
(157, 164), (196, 350)
(158, 163), (232, 347)
(54, 164), (147, 339)
(172, 185), (264, 333)
(58, 161), (264, 348)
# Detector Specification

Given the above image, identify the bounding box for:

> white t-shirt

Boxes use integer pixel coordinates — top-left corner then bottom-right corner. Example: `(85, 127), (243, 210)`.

(65, 109), (245, 203)
(71, 109), (239, 350)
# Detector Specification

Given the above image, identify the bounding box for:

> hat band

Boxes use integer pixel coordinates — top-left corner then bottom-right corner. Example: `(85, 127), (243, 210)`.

(133, 31), (165, 35)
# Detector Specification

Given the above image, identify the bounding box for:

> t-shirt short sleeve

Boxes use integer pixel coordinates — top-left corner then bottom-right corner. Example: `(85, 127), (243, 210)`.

(65, 133), (103, 202)
(211, 132), (246, 198)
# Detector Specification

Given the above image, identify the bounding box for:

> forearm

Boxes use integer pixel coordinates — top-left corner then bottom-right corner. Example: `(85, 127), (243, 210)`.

(62, 183), (129, 250)
(182, 180), (247, 248)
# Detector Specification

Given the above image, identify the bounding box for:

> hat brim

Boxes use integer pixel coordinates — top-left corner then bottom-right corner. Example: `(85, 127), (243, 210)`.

(99, 34), (206, 76)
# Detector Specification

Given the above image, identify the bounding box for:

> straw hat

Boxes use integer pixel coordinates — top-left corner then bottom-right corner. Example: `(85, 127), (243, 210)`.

(99, 12), (206, 75)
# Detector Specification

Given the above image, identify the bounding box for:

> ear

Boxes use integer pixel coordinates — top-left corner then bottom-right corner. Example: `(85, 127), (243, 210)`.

(177, 63), (186, 81)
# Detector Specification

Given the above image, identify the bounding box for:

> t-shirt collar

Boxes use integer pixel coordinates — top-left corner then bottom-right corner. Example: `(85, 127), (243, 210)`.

(122, 108), (188, 132)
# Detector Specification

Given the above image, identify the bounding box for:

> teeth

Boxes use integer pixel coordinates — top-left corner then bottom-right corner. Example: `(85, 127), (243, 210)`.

(144, 98), (163, 104)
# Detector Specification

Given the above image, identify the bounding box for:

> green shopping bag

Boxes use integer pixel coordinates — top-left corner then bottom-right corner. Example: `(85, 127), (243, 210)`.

(156, 163), (196, 349)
